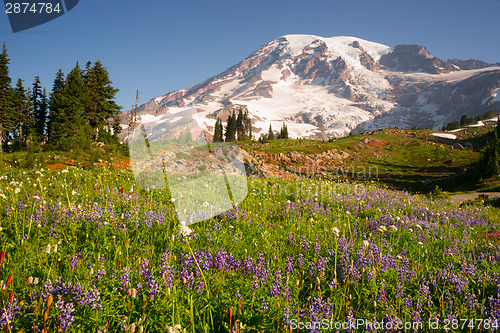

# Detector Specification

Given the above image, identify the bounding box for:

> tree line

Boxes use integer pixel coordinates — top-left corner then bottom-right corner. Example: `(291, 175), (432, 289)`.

(481, 120), (500, 178)
(212, 107), (289, 143)
(213, 108), (252, 142)
(442, 110), (498, 131)
(0, 43), (121, 154)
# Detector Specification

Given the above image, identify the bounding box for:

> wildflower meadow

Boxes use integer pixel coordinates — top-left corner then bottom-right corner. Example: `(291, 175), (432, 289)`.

(0, 166), (499, 332)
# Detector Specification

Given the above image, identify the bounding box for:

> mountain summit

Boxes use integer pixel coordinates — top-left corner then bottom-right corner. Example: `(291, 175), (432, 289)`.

(122, 34), (500, 140)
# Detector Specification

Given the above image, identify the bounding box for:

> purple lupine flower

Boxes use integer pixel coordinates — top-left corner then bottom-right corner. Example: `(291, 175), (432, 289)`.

(0, 298), (19, 326)
(120, 267), (131, 292)
(345, 306), (355, 333)
(281, 307), (293, 330)
(300, 236), (309, 252)
(260, 299), (270, 312)
(80, 287), (102, 310)
(140, 259), (160, 299)
(196, 279), (205, 294)
(316, 256), (329, 277)
(377, 281), (387, 303)
(55, 298), (75, 331)
(285, 256), (294, 275)
(297, 253), (304, 267)
(269, 269), (282, 297)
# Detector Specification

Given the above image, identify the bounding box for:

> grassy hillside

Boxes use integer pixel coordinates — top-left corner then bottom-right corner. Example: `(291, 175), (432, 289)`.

(239, 127), (495, 192)
(0, 125), (497, 193)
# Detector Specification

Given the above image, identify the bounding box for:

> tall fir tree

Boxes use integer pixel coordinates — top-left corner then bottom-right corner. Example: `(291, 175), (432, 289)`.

(32, 76), (47, 142)
(47, 69), (65, 144)
(0, 43), (12, 154)
(213, 118), (224, 142)
(57, 62), (88, 149)
(244, 109), (252, 141)
(236, 108), (245, 141)
(279, 122), (288, 139)
(225, 111), (237, 142)
(482, 126), (500, 178)
(11, 79), (29, 149)
(267, 124), (274, 140)
(83, 60), (120, 141)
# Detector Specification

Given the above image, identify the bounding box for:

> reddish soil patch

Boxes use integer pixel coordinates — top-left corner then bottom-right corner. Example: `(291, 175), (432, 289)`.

(113, 159), (130, 170)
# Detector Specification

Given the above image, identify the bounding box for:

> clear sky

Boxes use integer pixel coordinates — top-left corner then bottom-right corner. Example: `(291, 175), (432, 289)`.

(1, 0), (499, 111)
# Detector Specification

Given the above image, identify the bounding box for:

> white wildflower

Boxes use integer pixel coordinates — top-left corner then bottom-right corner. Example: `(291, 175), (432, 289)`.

(0, 194), (6, 199)
(61, 169), (69, 173)
(53, 244), (58, 253)
(415, 224), (422, 230)
(178, 222), (193, 237)
(417, 241), (423, 245)
(14, 188), (20, 194)
(331, 227), (340, 237)
(71, 190), (78, 195)
(362, 240), (370, 248)
(33, 278), (39, 285)
(45, 244), (51, 254)
(389, 225), (398, 232)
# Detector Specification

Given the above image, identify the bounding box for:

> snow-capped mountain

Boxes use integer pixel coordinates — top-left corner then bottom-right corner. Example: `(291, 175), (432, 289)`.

(121, 34), (500, 140)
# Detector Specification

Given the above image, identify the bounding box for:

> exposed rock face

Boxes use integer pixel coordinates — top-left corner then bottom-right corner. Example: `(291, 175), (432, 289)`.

(447, 59), (493, 70)
(254, 149), (349, 168)
(380, 45), (455, 74)
(380, 45), (495, 75)
(351, 40), (378, 70)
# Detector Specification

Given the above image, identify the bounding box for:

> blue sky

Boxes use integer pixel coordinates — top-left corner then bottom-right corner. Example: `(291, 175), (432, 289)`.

(1, 0), (500, 110)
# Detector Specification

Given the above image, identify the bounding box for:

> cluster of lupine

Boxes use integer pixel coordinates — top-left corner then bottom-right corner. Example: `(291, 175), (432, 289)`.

(0, 167), (499, 331)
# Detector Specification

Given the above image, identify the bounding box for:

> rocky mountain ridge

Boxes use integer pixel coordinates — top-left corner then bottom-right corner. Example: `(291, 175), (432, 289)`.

(121, 35), (500, 140)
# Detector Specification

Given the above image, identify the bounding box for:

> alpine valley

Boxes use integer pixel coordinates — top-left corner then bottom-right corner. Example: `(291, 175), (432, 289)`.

(121, 34), (500, 140)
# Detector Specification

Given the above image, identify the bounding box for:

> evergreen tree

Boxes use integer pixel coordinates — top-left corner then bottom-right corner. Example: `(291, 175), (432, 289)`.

(47, 69), (65, 144)
(84, 60), (120, 141)
(56, 62), (88, 149)
(112, 114), (121, 139)
(213, 118), (224, 142)
(279, 122), (288, 139)
(11, 79), (29, 150)
(460, 114), (472, 126)
(225, 112), (237, 142)
(267, 124), (274, 140)
(481, 124), (500, 178)
(0, 43), (12, 154)
(236, 108), (245, 141)
(32, 76), (48, 142)
(244, 109), (252, 141)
